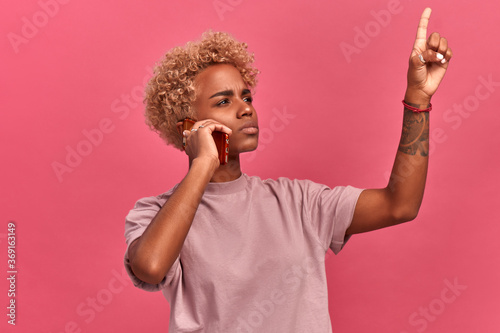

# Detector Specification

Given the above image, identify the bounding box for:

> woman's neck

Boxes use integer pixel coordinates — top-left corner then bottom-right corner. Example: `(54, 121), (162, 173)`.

(210, 157), (242, 182)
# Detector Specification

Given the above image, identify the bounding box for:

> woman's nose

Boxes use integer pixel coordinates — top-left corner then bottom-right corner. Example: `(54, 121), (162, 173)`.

(237, 100), (253, 118)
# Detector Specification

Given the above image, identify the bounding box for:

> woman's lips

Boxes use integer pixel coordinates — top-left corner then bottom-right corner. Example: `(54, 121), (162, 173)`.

(240, 127), (259, 134)
(239, 122), (259, 134)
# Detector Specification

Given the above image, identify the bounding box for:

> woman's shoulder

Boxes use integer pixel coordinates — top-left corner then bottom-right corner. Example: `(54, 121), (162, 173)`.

(246, 174), (326, 194)
(130, 184), (179, 211)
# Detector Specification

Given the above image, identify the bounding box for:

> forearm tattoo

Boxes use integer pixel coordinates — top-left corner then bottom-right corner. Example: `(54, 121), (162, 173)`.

(398, 104), (430, 156)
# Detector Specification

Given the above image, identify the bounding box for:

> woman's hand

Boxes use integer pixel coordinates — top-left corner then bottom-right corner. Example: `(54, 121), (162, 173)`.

(405, 8), (453, 105)
(181, 119), (232, 169)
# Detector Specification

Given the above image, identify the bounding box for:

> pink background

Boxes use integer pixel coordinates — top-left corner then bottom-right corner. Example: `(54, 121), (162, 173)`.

(1, 0), (499, 332)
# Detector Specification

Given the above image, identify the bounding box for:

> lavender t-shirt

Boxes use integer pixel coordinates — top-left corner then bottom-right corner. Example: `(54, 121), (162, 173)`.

(124, 174), (363, 332)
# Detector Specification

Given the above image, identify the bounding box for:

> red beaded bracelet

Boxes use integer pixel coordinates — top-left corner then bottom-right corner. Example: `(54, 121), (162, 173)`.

(402, 100), (432, 112)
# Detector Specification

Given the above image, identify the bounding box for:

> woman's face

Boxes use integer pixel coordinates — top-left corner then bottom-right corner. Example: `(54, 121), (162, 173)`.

(192, 64), (259, 157)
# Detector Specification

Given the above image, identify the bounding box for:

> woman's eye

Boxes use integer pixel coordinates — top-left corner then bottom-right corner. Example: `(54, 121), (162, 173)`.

(216, 99), (229, 106)
(244, 96), (253, 103)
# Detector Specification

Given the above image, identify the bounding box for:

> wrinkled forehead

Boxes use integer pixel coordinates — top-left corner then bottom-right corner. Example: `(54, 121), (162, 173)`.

(193, 64), (247, 97)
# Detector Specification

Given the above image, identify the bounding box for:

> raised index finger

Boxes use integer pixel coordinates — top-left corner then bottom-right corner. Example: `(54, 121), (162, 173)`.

(413, 7), (432, 50)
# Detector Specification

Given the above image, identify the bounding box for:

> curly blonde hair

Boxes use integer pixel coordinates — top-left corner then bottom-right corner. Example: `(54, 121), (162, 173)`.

(144, 31), (259, 150)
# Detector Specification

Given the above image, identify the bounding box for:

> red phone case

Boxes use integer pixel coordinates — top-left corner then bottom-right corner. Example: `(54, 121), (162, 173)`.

(181, 118), (229, 165)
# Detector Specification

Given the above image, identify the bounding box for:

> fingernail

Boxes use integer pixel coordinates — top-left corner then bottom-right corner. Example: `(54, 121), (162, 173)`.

(441, 58), (446, 64)
(436, 53), (444, 60)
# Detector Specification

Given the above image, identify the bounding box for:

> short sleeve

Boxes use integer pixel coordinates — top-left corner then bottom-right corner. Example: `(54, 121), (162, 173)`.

(304, 183), (364, 254)
(123, 194), (181, 292)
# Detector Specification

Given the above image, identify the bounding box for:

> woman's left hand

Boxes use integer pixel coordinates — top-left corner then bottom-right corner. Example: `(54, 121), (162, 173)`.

(405, 8), (453, 104)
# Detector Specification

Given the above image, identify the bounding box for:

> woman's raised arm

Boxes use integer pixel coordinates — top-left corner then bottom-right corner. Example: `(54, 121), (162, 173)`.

(347, 8), (453, 234)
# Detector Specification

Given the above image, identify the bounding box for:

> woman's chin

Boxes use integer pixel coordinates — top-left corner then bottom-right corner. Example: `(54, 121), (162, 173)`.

(229, 142), (259, 156)
(241, 144), (259, 154)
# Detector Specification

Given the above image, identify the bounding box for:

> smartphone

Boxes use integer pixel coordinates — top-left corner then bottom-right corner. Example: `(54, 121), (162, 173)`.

(181, 118), (229, 165)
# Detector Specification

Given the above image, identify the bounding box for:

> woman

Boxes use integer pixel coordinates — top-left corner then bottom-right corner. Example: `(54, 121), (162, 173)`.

(124, 8), (452, 332)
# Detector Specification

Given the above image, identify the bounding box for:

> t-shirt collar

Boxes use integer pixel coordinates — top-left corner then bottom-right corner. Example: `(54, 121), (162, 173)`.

(204, 173), (248, 195)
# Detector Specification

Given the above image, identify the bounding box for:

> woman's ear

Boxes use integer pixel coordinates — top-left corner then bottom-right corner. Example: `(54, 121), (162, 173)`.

(177, 118), (196, 150)
(176, 121), (184, 136)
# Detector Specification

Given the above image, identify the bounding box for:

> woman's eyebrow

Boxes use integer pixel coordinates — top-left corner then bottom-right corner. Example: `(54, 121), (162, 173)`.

(209, 90), (233, 99)
(209, 89), (251, 99)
